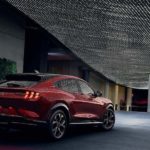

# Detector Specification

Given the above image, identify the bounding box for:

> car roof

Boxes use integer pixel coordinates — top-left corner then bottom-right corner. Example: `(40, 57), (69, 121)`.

(5, 73), (81, 81)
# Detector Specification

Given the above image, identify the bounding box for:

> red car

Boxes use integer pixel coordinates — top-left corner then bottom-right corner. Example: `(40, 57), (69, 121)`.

(0, 73), (115, 140)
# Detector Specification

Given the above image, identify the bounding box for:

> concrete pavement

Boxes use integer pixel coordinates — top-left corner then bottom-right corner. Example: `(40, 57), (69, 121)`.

(0, 111), (149, 150)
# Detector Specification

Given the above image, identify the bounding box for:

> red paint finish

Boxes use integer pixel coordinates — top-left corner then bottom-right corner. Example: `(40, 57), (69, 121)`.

(0, 74), (113, 124)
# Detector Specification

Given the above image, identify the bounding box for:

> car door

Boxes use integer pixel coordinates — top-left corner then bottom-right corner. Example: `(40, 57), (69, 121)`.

(72, 80), (104, 120)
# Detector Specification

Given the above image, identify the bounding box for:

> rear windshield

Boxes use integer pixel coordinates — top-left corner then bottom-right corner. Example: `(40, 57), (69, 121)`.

(0, 80), (37, 88)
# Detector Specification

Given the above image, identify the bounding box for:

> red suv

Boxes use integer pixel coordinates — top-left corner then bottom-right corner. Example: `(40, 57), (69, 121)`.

(0, 73), (115, 140)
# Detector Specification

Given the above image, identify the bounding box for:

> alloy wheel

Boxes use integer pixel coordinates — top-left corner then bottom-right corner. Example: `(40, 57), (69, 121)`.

(49, 110), (67, 140)
(102, 109), (115, 130)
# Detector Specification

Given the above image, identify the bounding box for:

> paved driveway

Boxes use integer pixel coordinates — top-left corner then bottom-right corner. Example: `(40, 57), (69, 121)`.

(0, 111), (150, 150)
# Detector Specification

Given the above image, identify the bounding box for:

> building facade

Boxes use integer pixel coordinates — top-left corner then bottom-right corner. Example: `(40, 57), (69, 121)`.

(1, 1), (147, 112)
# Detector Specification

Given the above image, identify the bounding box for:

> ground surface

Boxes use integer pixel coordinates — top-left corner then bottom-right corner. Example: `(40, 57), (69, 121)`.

(0, 111), (150, 150)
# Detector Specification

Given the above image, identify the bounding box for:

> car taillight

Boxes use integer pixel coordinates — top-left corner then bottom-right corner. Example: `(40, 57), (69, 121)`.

(24, 91), (40, 101)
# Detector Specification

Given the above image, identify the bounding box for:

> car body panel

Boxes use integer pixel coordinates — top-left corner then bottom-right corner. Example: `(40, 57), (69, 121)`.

(0, 73), (114, 127)
(70, 93), (104, 120)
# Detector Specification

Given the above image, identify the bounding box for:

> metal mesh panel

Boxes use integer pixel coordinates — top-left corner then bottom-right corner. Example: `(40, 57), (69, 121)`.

(5, 0), (150, 89)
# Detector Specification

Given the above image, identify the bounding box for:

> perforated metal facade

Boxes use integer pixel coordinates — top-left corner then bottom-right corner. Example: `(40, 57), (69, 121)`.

(5, 0), (150, 89)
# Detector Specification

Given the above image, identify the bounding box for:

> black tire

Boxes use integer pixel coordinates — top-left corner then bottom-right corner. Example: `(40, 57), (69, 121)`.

(48, 109), (68, 140)
(101, 108), (115, 131)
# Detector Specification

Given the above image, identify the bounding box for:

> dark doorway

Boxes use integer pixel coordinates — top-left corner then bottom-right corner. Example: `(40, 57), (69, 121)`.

(24, 21), (49, 73)
(132, 89), (148, 112)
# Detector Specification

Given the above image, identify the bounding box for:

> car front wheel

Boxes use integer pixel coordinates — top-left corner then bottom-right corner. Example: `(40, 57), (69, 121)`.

(48, 109), (68, 140)
(102, 108), (115, 130)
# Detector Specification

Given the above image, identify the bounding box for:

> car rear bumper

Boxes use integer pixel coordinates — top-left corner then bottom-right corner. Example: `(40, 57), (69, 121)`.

(0, 113), (47, 128)
(0, 97), (49, 120)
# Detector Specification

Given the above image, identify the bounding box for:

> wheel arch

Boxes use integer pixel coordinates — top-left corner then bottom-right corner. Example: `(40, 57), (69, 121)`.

(49, 102), (71, 123)
(106, 104), (114, 111)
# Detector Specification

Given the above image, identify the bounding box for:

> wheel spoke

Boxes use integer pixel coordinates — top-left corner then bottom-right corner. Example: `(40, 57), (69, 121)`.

(54, 115), (58, 120)
(108, 120), (114, 123)
(61, 119), (66, 124)
(57, 127), (62, 135)
(60, 124), (65, 129)
(59, 114), (64, 121)
(52, 120), (57, 125)
(52, 127), (58, 136)
(58, 113), (61, 121)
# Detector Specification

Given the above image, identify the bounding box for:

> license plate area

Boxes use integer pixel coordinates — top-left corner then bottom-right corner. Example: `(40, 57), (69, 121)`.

(0, 106), (17, 115)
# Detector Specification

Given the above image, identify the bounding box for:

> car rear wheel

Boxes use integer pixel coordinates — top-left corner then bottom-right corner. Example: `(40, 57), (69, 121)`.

(102, 108), (115, 130)
(48, 109), (68, 140)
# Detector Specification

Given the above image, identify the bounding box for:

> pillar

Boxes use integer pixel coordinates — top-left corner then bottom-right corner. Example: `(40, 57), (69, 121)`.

(114, 85), (119, 110)
(126, 88), (132, 111)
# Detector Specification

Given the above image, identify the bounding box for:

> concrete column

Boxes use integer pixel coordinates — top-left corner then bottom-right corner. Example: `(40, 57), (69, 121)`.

(147, 75), (150, 112)
(126, 88), (132, 111)
(114, 85), (119, 110)
(105, 81), (109, 98)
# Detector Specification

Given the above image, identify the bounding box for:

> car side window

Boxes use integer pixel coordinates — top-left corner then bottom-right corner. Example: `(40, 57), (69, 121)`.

(78, 80), (94, 95)
(55, 79), (79, 93)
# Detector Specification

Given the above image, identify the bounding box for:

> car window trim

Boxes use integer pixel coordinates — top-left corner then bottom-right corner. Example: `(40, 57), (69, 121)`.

(54, 78), (80, 94)
(76, 79), (95, 95)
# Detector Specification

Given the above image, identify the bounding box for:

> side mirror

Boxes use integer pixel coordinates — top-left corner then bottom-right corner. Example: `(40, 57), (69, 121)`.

(95, 91), (102, 97)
